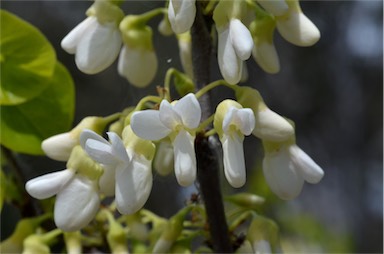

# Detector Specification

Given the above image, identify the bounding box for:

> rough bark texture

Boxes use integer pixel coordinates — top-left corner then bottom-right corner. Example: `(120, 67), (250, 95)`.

(191, 2), (233, 253)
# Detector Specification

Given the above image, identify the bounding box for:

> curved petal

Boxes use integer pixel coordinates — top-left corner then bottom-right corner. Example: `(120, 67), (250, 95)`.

(168, 0), (196, 34)
(173, 93), (202, 129)
(263, 148), (304, 200)
(61, 17), (95, 54)
(42, 132), (77, 162)
(115, 153), (152, 214)
(223, 107), (255, 136)
(159, 100), (182, 129)
(75, 21), (122, 74)
(99, 164), (116, 196)
(173, 130), (196, 186)
(276, 11), (320, 47)
(218, 26), (242, 84)
(230, 19), (253, 60)
(154, 140), (174, 176)
(222, 133), (246, 188)
(118, 46), (158, 87)
(253, 107), (294, 142)
(289, 145), (324, 184)
(80, 129), (109, 149)
(26, 169), (75, 199)
(84, 139), (116, 165)
(107, 132), (130, 163)
(54, 175), (100, 231)
(252, 41), (280, 74)
(130, 110), (171, 141)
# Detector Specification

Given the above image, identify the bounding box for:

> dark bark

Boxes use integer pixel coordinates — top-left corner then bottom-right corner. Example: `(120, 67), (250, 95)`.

(191, 2), (233, 252)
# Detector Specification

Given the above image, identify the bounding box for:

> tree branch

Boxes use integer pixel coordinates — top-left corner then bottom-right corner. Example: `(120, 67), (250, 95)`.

(191, 2), (233, 252)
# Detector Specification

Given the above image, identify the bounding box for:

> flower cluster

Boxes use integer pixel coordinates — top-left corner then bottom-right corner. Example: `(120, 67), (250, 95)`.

(62, 0), (320, 87)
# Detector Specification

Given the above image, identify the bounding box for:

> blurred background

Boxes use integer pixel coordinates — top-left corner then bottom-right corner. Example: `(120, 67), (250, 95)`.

(1, 0), (383, 253)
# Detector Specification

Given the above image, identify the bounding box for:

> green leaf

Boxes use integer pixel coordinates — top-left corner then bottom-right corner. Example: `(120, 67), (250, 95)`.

(0, 10), (56, 105)
(0, 62), (75, 155)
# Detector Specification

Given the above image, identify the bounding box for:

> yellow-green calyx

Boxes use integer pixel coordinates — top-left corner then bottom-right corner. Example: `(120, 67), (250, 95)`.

(262, 118), (296, 153)
(122, 125), (155, 161)
(71, 115), (120, 141)
(104, 211), (128, 253)
(66, 146), (103, 181)
(225, 193), (265, 209)
(235, 86), (267, 112)
(247, 216), (279, 250)
(213, 0), (248, 27)
(173, 71), (195, 97)
(23, 229), (62, 254)
(64, 231), (82, 254)
(119, 16), (153, 49)
(160, 206), (192, 242)
(86, 0), (124, 25)
(213, 99), (243, 138)
(249, 9), (276, 44)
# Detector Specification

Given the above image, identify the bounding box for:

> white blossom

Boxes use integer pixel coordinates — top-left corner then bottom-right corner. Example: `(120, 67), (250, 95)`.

(25, 168), (100, 231)
(263, 144), (324, 200)
(61, 16), (122, 74)
(168, 0), (196, 34)
(130, 93), (201, 186)
(217, 104), (255, 188)
(217, 19), (253, 84)
(80, 129), (153, 215)
(252, 41), (280, 74)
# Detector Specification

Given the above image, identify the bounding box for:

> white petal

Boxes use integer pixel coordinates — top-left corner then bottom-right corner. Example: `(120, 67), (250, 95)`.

(223, 107), (255, 136)
(159, 100), (183, 129)
(253, 108), (294, 142)
(80, 129), (109, 149)
(222, 133), (246, 188)
(115, 153), (152, 214)
(168, 0), (196, 34)
(61, 17), (95, 54)
(263, 148), (304, 200)
(131, 110), (171, 141)
(218, 26), (242, 84)
(253, 239), (272, 254)
(85, 139), (116, 165)
(230, 19), (253, 60)
(178, 37), (194, 78)
(173, 130), (196, 186)
(252, 42), (280, 74)
(118, 46), (158, 87)
(289, 145), (324, 184)
(173, 93), (201, 129)
(42, 132), (77, 161)
(75, 21), (122, 74)
(54, 175), (100, 231)
(25, 170), (75, 199)
(99, 164), (116, 196)
(276, 11), (320, 47)
(257, 0), (289, 16)
(107, 132), (130, 163)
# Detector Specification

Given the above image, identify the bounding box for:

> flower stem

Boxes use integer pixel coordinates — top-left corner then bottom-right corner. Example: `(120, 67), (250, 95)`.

(195, 79), (238, 99)
(134, 95), (162, 111)
(191, 2), (233, 253)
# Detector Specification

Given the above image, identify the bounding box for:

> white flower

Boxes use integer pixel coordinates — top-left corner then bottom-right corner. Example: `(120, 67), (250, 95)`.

(217, 19), (253, 84)
(275, 0), (320, 47)
(42, 133), (77, 162)
(25, 167), (100, 231)
(214, 101), (255, 188)
(61, 16), (122, 74)
(168, 0), (196, 34)
(252, 42), (280, 74)
(263, 144), (324, 200)
(177, 32), (193, 79)
(80, 129), (153, 214)
(117, 45), (158, 88)
(130, 93), (201, 186)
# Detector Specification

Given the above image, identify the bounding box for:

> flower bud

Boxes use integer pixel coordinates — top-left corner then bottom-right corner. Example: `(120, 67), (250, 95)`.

(225, 193), (265, 209)
(177, 32), (194, 79)
(236, 87), (294, 142)
(247, 216), (280, 254)
(154, 140), (174, 176)
(158, 13), (173, 36)
(275, 0), (320, 47)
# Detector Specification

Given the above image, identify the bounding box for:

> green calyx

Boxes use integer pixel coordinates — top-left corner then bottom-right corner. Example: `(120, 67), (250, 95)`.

(213, 0), (248, 28)
(122, 125), (155, 161)
(120, 16), (153, 49)
(249, 10), (276, 44)
(71, 114), (120, 141)
(66, 146), (103, 181)
(86, 0), (124, 25)
(235, 86), (267, 112)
